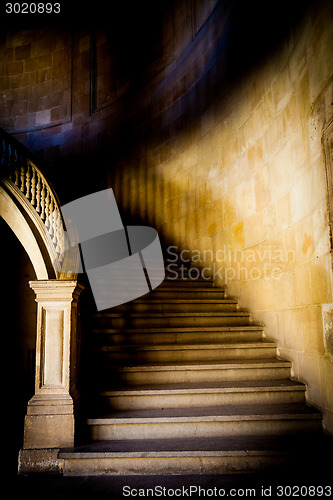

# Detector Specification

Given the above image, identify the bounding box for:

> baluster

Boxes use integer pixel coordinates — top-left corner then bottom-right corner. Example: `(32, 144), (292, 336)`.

(8, 144), (14, 180)
(36, 173), (41, 214)
(51, 206), (58, 249)
(7, 147), (13, 180)
(58, 215), (65, 256)
(20, 164), (25, 193)
(48, 197), (54, 239)
(44, 187), (50, 229)
(8, 144), (12, 169)
(25, 163), (31, 201)
(14, 163), (20, 187)
(31, 168), (36, 208)
(15, 149), (20, 171)
(53, 209), (60, 254)
(1, 139), (7, 169)
(56, 209), (65, 257)
(40, 180), (46, 220)
(13, 148), (19, 184)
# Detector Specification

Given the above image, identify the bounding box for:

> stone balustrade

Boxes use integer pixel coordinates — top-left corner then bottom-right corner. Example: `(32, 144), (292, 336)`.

(1, 128), (65, 267)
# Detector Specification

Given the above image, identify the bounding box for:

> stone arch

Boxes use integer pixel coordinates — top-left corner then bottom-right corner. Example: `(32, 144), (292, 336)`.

(0, 184), (56, 280)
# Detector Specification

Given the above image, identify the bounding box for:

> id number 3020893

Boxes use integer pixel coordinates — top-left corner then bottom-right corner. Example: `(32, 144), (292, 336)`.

(5, 3), (61, 14)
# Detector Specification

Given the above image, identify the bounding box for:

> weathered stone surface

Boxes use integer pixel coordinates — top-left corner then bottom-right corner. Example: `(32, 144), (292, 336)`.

(18, 449), (62, 474)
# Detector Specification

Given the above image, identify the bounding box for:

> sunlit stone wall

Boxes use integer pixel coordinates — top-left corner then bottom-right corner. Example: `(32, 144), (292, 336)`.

(109, 1), (333, 434)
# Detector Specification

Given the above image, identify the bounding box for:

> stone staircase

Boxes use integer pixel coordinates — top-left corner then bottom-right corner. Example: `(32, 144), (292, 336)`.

(59, 266), (322, 475)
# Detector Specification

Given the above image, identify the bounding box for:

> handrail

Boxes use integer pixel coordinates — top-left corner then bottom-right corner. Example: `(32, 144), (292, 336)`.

(0, 128), (65, 274)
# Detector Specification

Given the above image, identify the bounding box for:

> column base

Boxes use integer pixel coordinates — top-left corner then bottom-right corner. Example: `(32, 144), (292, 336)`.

(18, 448), (62, 474)
(23, 394), (74, 449)
(23, 414), (75, 449)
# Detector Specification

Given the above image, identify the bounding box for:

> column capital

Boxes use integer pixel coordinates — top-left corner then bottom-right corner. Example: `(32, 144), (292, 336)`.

(29, 279), (84, 302)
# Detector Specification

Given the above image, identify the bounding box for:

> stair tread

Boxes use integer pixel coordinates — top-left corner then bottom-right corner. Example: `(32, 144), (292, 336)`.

(148, 287), (226, 292)
(91, 325), (264, 333)
(59, 433), (319, 457)
(96, 341), (277, 352)
(99, 379), (306, 395)
(110, 358), (291, 371)
(87, 403), (321, 423)
(118, 299), (235, 304)
(94, 311), (250, 318)
(162, 277), (214, 282)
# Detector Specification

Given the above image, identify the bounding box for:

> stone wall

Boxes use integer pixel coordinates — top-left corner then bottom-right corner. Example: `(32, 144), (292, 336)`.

(109, 0), (333, 434)
(0, 27), (72, 133)
(0, 0), (332, 434)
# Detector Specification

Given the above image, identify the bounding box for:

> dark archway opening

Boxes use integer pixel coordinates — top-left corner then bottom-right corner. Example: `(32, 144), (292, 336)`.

(0, 217), (37, 475)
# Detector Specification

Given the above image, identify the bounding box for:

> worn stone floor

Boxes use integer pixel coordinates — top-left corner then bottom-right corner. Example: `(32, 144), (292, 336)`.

(7, 433), (332, 499)
(9, 457), (333, 500)
(10, 471), (332, 500)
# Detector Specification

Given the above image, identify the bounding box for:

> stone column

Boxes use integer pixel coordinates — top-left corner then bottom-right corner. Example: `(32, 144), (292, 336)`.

(19, 280), (84, 473)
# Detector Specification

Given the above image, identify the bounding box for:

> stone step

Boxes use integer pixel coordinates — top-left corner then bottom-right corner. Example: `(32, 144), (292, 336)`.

(111, 298), (238, 313)
(93, 359), (292, 386)
(59, 434), (322, 475)
(97, 379), (307, 410)
(157, 277), (215, 288)
(92, 311), (251, 328)
(164, 268), (212, 281)
(142, 287), (227, 300)
(94, 341), (277, 364)
(86, 404), (322, 441)
(89, 326), (265, 346)
(78, 267), (324, 478)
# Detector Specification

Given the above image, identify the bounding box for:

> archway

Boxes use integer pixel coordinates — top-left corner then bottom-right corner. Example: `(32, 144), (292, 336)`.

(0, 184), (55, 281)
(0, 217), (37, 475)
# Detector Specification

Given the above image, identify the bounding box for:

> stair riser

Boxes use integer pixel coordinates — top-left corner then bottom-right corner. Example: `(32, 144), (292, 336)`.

(88, 419), (321, 441)
(164, 272), (217, 284)
(164, 269), (209, 279)
(62, 454), (292, 476)
(93, 332), (264, 346)
(98, 347), (277, 364)
(100, 390), (306, 410)
(158, 279), (214, 288)
(104, 366), (292, 385)
(101, 316), (250, 329)
(112, 303), (237, 313)
(146, 290), (227, 300)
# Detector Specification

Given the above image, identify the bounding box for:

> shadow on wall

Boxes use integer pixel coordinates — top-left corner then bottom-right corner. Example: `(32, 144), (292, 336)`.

(0, 0), (320, 206)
